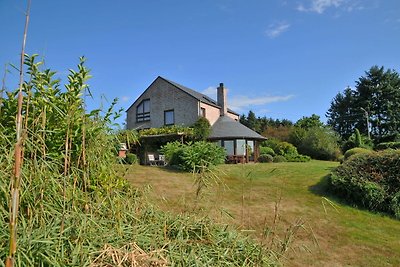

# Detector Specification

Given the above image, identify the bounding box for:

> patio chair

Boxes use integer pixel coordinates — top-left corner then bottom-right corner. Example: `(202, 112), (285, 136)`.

(147, 154), (157, 166)
(158, 154), (167, 166)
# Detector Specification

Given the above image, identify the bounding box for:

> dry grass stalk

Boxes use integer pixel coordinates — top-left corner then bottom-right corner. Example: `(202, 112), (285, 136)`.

(90, 243), (168, 267)
(6, 1), (31, 266)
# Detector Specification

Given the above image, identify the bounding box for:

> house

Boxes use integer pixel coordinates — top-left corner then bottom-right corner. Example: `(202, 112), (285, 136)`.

(126, 76), (266, 163)
(126, 76), (239, 129)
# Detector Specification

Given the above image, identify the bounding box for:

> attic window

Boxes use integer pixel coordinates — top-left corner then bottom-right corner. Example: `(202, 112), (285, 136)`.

(136, 99), (150, 122)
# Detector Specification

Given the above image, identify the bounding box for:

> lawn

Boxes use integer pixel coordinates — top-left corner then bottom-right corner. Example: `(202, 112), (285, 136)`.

(124, 161), (400, 266)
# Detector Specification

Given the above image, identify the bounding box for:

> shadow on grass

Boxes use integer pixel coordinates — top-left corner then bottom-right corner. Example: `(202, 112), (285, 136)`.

(308, 174), (351, 207)
(308, 174), (332, 196)
(309, 174), (399, 220)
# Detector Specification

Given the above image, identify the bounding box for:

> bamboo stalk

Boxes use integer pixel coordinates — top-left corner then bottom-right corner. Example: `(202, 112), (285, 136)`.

(0, 64), (7, 115)
(6, 1), (31, 266)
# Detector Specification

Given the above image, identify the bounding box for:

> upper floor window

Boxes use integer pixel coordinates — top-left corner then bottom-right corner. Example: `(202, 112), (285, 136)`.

(136, 99), (150, 122)
(200, 107), (206, 117)
(164, 109), (174, 126)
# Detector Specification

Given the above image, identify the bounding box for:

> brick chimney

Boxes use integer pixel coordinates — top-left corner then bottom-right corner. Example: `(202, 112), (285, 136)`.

(217, 83), (227, 116)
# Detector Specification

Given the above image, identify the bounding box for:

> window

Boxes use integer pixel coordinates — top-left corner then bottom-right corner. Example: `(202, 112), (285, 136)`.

(247, 140), (254, 160)
(223, 140), (234, 156)
(136, 99), (150, 122)
(200, 107), (206, 117)
(236, 139), (246, 156)
(164, 109), (174, 125)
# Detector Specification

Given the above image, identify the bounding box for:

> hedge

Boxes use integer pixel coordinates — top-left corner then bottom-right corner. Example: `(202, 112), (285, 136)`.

(329, 150), (400, 219)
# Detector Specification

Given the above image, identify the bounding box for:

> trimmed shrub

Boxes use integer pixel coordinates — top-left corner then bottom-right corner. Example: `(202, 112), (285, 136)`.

(273, 155), (287, 163)
(329, 150), (400, 218)
(343, 147), (373, 161)
(125, 153), (138, 164)
(258, 154), (273, 163)
(260, 146), (275, 156)
(274, 141), (298, 157)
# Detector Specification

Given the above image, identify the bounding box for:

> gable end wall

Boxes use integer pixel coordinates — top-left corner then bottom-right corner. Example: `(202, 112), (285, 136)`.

(126, 78), (199, 129)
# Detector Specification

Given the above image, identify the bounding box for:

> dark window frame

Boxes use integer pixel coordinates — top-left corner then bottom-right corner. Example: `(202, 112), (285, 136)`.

(164, 109), (175, 126)
(136, 99), (150, 122)
(200, 107), (206, 117)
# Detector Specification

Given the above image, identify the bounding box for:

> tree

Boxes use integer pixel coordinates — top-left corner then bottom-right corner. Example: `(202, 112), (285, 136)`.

(246, 110), (257, 131)
(296, 127), (341, 160)
(327, 87), (358, 140)
(192, 117), (211, 141)
(295, 114), (324, 129)
(327, 66), (400, 143)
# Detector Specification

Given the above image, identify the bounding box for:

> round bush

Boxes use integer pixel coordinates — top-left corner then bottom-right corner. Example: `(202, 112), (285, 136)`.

(343, 147), (373, 161)
(258, 154), (273, 163)
(274, 142), (298, 157)
(260, 146), (275, 156)
(329, 150), (400, 218)
(273, 155), (287, 163)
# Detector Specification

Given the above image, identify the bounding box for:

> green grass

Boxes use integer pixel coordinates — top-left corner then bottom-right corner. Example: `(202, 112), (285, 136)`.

(126, 161), (400, 266)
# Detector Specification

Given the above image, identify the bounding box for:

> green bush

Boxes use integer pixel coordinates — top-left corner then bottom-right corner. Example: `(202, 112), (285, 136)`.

(262, 139), (298, 157)
(285, 154), (311, 162)
(296, 127), (341, 161)
(161, 141), (225, 172)
(376, 142), (400, 150)
(259, 146), (275, 156)
(274, 141), (298, 157)
(343, 147), (373, 161)
(182, 141), (226, 172)
(160, 141), (186, 167)
(342, 129), (373, 152)
(258, 154), (273, 163)
(273, 155), (287, 163)
(124, 153), (138, 164)
(192, 117), (211, 141)
(329, 150), (400, 218)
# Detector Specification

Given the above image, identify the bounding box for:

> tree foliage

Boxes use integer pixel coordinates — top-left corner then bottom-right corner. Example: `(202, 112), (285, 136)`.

(240, 110), (293, 137)
(295, 114), (323, 129)
(327, 66), (400, 143)
(192, 117), (211, 141)
(292, 127), (341, 161)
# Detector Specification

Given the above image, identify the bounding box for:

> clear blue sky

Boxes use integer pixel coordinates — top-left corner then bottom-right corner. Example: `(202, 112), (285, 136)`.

(1, 0), (399, 127)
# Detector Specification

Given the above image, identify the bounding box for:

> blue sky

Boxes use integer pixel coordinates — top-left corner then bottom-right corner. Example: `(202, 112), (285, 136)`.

(1, 0), (399, 127)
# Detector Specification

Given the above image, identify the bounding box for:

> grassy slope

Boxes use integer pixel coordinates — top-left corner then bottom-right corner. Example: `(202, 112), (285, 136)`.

(125, 161), (400, 267)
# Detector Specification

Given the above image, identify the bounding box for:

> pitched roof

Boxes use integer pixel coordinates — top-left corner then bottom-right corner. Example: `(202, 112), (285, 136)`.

(160, 77), (239, 115)
(209, 116), (267, 140)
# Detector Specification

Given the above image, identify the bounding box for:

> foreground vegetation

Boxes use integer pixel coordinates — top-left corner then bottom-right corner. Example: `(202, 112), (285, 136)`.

(127, 161), (400, 266)
(0, 55), (278, 266)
